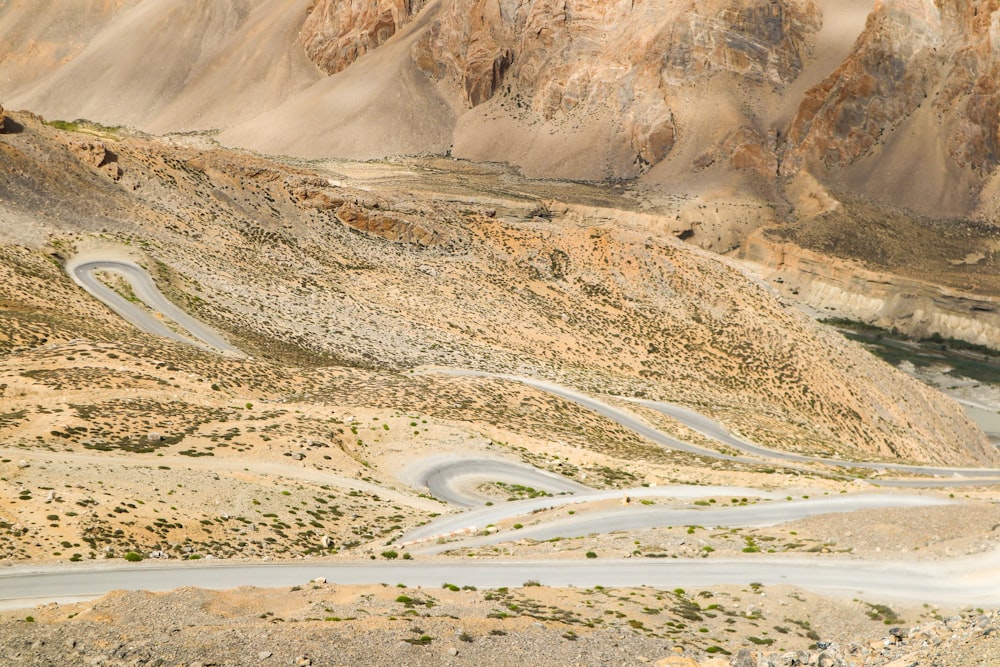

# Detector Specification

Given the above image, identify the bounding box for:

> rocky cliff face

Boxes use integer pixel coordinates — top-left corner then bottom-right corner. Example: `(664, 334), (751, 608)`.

(302, 0), (428, 75)
(412, 0), (822, 174)
(782, 0), (1000, 215)
(6, 1), (1000, 231)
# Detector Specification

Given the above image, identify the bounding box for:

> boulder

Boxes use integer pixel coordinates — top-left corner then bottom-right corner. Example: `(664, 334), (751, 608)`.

(68, 140), (123, 181)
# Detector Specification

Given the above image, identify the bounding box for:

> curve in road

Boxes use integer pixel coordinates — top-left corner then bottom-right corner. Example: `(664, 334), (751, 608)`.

(410, 457), (590, 507)
(399, 484), (785, 544)
(67, 257), (242, 356)
(428, 369), (1000, 484)
(637, 399), (1000, 479)
(405, 493), (953, 555)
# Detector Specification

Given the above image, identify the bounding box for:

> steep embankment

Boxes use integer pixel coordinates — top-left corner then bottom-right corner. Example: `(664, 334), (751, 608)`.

(743, 228), (1000, 346)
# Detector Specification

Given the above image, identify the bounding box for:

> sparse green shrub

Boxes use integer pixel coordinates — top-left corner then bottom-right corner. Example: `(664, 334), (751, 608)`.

(403, 635), (433, 645)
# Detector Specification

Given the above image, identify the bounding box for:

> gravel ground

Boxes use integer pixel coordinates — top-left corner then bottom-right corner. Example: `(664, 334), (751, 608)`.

(0, 583), (996, 667)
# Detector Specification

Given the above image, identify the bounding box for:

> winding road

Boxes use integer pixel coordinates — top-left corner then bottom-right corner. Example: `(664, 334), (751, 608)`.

(400, 493), (953, 554)
(67, 257), (241, 356)
(427, 369), (1000, 483)
(23, 253), (996, 612)
(399, 484), (785, 545)
(409, 457), (590, 507)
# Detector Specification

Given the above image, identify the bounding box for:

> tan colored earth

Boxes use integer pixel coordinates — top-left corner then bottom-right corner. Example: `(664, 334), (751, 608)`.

(0, 106), (998, 665)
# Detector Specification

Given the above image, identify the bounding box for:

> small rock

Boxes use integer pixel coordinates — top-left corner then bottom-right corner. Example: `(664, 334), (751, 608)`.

(447, 647), (459, 656)
(258, 651), (272, 660)
(17, 460), (29, 468)
(816, 652), (838, 667)
(147, 432), (162, 442)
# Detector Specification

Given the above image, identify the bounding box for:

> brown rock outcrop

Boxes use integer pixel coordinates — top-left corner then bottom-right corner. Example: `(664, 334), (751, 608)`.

(413, 0), (822, 175)
(695, 127), (780, 179)
(783, 0), (1000, 215)
(0, 102), (6, 133)
(783, 0), (943, 173)
(302, 0), (429, 75)
(335, 202), (464, 247)
(68, 140), (122, 181)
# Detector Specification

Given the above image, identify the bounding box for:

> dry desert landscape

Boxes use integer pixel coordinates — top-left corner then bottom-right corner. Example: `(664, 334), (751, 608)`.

(1, 1), (999, 666)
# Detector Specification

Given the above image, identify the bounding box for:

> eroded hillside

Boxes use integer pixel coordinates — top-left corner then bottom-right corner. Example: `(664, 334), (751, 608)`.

(0, 110), (993, 468)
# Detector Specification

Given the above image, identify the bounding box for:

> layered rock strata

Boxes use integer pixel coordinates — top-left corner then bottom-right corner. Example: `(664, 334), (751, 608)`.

(742, 228), (1000, 347)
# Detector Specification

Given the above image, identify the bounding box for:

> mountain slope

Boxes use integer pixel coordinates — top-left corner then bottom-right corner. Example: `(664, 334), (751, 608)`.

(783, 0), (1000, 217)
(2, 0), (322, 133)
(2, 108), (996, 467)
(4, 0), (1000, 220)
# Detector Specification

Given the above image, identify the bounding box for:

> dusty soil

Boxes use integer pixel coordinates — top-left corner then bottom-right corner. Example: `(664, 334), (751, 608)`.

(1, 583), (997, 667)
(0, 110), (998, 666)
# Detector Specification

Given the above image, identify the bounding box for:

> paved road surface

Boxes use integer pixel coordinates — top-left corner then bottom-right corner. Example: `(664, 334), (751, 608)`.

(3, 552), (998, 610)
(411, 458), (590, 507)
(403, 493), (952, 554)
(68, 258), (241, 356)
(399, 484), (784, 544)
(429, 370), (1000, 483)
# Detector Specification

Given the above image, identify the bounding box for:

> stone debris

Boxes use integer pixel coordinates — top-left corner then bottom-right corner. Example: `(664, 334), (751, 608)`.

(1, 595), (994, 667)
(656, 610), (1000, 666)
